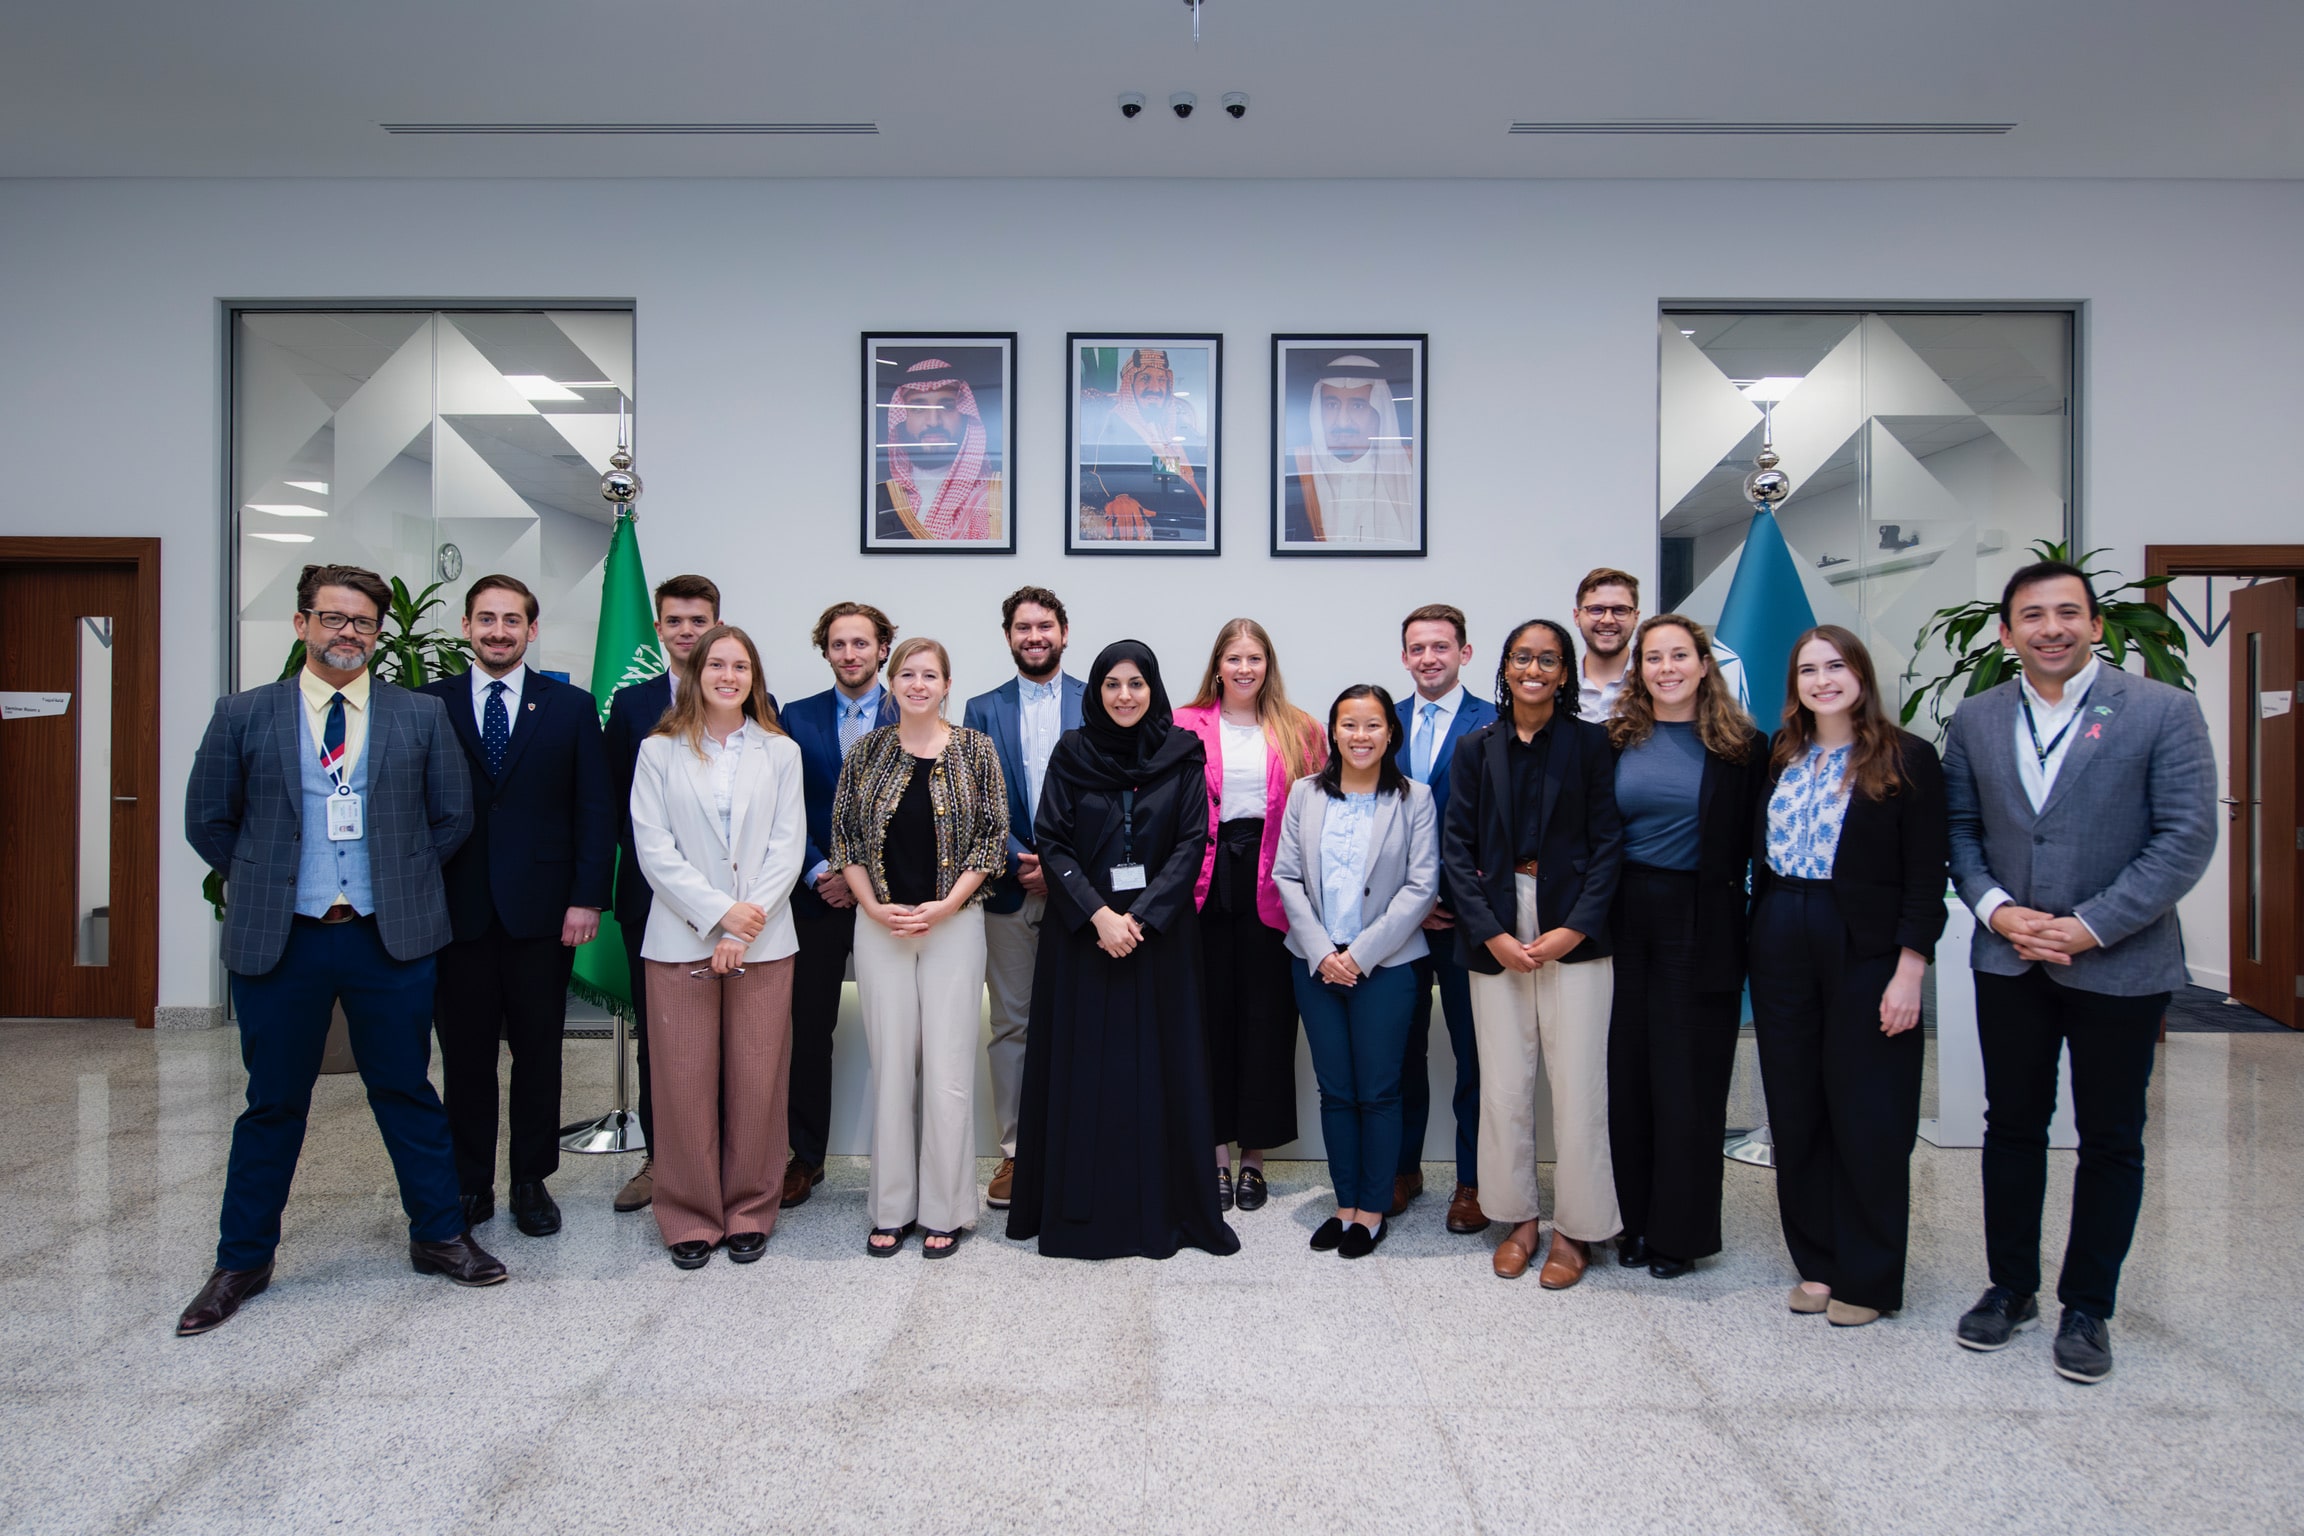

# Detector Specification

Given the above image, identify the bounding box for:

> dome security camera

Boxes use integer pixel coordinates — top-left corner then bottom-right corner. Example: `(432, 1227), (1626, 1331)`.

(1170, 91), (1196, 120)
(1222, 92), (1248, 120)
(1119, 92), (1145, 119)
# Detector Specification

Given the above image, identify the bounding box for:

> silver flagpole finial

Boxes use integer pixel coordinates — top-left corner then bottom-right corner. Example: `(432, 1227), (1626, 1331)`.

(601, 396), (641, 513)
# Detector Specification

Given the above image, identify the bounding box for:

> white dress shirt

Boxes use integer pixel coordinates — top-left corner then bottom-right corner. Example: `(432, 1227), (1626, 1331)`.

(700, 721), (751, 844)
(1578, 663), (1627, 724)
(1016, 674), (1063, 825)
(1973, 656), (2104, 941)
(469, 662), (525, 730)
(1219, 717), (1269, 822)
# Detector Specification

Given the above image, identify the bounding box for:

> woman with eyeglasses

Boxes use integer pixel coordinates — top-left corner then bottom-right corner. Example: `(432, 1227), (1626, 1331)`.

(629, 625), (806, 1270)
(830, 637), (1008, 1259)
(1441, 620), (1625, 1287)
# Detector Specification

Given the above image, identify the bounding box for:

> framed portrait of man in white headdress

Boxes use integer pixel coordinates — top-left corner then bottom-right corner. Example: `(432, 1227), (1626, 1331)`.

(1065, 334), (1222, 555)
(1270, 335), (1426, 557)
(862, 333), (1017, 554)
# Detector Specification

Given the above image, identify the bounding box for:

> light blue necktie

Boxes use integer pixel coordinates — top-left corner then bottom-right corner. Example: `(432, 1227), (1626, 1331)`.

(838, 696), (870, 756)
(1411, 700), (1439, 783)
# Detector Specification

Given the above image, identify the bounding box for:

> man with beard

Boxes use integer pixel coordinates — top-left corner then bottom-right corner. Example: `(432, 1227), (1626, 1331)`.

(962, 587), (1085, 1206)
(876, 358), (1004, 543)
(1573, 568), (1640, 724)
(1081, 348), (1208, 543)
(1283, 355), (1418, 548)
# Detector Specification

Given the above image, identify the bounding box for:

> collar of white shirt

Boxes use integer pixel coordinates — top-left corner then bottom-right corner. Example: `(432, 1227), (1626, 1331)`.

(2018, 655), (2101, 724)
(472, 664), (526, 718)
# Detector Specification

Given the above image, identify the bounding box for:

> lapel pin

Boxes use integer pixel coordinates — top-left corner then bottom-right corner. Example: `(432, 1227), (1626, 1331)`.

(2093, 704), (2113, 716)
(527, 702), (535, 711)
(2086, 723), (2103, 739)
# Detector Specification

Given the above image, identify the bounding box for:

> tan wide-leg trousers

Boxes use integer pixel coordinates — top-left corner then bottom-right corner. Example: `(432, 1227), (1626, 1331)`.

(1469, 874), (1621, 1240)
(982, 892), (1045, 1157)
(646, 955), (794, 1248)
(855, 906), (988, 1233)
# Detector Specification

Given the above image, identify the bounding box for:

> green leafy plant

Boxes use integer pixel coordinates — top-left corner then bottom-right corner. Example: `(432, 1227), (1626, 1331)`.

(1900, 539), (2193, 737)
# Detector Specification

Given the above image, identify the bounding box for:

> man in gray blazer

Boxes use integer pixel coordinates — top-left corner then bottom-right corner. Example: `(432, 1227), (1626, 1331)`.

(177, 564), (504, 1337)
(1942, 559), (2215, 1384)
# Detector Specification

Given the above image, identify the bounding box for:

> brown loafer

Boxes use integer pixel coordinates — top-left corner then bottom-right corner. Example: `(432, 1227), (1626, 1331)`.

(1446, 1184), (1490, 1235)
(780, 1157), (825, 1209)
(986, 1157), (1015, 1209)
(1538, 1234), (1589, 1290)
(410, 1233), (508, 1287)
(176, 1262), (273, 1336)
(1389, 1170), (1425, 1218)
(1492, 1235), (1536, 1279)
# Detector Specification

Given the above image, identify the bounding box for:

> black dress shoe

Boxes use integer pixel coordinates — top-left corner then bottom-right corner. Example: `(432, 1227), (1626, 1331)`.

(176, 1262), (274, 1336)
(508, 1182), (561, 1238)
(1617, 1235), (1650, 1268)
(723, 1231), (768, 1264)
(1310, 1217), (1348, 1252)
(668, 1240), (715, 1270)
(1955, 1285), (2039, 1351)
(1647, 1253), (1695, 1279)
(1215, 1166), (1234, 1211)
(1235, 1167), (1269, 1211)
(1338, 1218), (1388, 1259)
(458, 1190), (494, 1228)
(2052, 1309), (2113, 1384)
(410, 1233), (509, 1286)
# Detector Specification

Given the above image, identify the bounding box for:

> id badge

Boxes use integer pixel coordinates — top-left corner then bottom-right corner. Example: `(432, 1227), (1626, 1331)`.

(326, 789), (364, 842)
(1109, 863), (1147, 892)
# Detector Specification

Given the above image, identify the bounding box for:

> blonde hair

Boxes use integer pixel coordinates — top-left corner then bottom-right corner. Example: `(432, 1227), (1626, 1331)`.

(885, 636), (953, 716)
(652, 624), (785, 757)
(1187, 617), (1322, 781)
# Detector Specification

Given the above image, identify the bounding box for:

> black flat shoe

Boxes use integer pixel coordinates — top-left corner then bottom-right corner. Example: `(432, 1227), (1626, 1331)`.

(866, 1223), (915, 1257)
(410, 1234), (509, 1286)
(1215, 1167), (1234, 1212)
(508, 1182), (561, 1238)
(1648, 1253), (1696, 1279)
(668, 1240), (714, 1270)
(1338, 1218), (1388, 1259)
(1616, 1235), (1649, 1268)
(1310, 1217), (1347, 1252)
(1235, 1167), (1269, 1211)
(723, 1231), (767, 1263)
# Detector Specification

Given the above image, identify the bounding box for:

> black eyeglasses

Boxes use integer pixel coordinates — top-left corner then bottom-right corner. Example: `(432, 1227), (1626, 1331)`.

(1579, 604), (1636, 621)
(304, 609), (381, 636)
(1507, 650), (1565, 670)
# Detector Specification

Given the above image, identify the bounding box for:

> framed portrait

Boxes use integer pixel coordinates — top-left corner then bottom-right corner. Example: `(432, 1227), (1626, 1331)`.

(1270, 334), (1427, 557)
(861, 333), (1017, 554)
(1065, 334), (1222, 555)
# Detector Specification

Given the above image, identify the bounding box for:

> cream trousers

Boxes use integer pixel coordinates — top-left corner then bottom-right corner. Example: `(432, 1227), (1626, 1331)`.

(854, 905), (988, 1233)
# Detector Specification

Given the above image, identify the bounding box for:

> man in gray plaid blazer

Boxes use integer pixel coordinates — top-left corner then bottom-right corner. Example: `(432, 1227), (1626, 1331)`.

(1943, 559), (2216, 1384)
(176, 564), (506, 1337)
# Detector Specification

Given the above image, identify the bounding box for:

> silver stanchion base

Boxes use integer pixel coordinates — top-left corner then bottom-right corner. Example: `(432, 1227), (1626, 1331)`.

(1723, 1125), (1774, 1168)
(560, 1110), (645, 1155)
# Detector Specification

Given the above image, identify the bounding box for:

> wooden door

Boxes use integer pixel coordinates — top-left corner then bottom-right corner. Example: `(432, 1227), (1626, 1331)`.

(0, 542), (160, 1025)
(2227, 577), (2300, 1027)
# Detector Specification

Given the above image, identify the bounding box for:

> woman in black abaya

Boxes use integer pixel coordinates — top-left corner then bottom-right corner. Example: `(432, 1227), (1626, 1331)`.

(1007, 641), (1240, 1260)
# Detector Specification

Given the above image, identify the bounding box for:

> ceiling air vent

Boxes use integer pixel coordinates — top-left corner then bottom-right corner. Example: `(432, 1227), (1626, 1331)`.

(380, 122), (878, 136)
(1509, 120), (2014, 136)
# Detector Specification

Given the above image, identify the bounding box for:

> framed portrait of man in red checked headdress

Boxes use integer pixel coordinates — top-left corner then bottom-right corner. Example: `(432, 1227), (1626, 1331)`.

(1066, 333), (1222, 556)
(862, 334), (1017, 553)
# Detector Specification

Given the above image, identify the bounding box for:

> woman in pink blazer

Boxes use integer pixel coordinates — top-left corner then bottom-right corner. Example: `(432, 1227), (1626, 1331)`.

(1174, 618), (1327, 1212)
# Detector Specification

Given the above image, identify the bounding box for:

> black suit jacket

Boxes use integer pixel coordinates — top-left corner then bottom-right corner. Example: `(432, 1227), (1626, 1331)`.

(1441, 711), (1624, 973)
(1614, 735), (1765, 994)
(418, 668), (615, 942)
(1751, 730), (1950, 961)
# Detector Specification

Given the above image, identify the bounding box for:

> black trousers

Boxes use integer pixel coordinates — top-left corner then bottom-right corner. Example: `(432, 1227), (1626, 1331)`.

(1199, 817), (1299, 1151)
(433, 920), (575, 1194)
(1750, 882), (1923, 1312)
(787, 902), (858, 1169)
(1977, 966), (2165, 1319)
(1608, 865), (1742, 1261)
(620, 914), (655, 1151)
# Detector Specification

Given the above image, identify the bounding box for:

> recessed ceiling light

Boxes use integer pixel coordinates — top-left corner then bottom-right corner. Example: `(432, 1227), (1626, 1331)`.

(1679, 329), (1695, 337)
(244, 503), (328, 517)
(284, 480), (330, 494)
(503, 375), (583, 401)
(1740, 376), (1806, 401)
(249, 531), (316, 544)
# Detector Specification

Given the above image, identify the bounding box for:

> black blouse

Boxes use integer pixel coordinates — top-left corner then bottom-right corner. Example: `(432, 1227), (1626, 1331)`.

(885, 755), (939, 906)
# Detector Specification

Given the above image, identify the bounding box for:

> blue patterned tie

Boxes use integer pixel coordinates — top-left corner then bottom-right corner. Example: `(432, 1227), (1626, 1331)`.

(838, 697), (869, 756)
(483, 680), (510, 777)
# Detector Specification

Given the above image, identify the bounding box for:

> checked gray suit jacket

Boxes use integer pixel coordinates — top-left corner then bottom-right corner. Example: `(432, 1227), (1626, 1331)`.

(1942, 666), (2216, 996)
(186, 676), (474, 974)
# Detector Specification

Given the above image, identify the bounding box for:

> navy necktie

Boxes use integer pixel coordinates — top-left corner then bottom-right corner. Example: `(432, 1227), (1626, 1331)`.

(322, 691), (347, 779)
(483, 680), (510, 777)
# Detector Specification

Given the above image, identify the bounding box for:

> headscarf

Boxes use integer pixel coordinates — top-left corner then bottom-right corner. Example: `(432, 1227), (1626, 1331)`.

(1298, 355), (1417, 547)
(886, 357), (995, 541)
(1049, 639), (1204, 791)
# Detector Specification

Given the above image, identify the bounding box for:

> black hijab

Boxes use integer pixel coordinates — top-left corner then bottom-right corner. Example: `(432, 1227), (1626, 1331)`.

(1050, 639), (1205, 791)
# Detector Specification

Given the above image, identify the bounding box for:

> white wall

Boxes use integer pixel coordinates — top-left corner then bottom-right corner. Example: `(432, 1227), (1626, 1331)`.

(2, 175), (2299, 1011)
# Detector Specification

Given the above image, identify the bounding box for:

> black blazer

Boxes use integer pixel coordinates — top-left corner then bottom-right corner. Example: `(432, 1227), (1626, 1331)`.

(602, 671), (782, 929)
(1751, 730), (1950, 961)
(1035, 751), (1210, 939)
(418, 668), (615, 943)
(1441, 711), (1624, 973)
(1613, 733), (1765, 994)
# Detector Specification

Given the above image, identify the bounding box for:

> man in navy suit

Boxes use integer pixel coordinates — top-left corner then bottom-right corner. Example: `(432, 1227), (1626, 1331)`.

(1394, 603), (1498, 1233)
(777, 600), (900, 1206)
(179, 564), (502, 1336)
(419, 576), (615, 1239)
(598, 572), (721, 1212)
(960, 586), (1085, 1207)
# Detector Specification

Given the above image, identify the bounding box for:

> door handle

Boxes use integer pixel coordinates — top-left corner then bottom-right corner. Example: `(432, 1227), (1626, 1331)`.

(114, 795), (137, 803)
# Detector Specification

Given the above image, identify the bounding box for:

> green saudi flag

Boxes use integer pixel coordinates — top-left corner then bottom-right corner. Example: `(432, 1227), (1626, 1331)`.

(569, 508), (665, 1018)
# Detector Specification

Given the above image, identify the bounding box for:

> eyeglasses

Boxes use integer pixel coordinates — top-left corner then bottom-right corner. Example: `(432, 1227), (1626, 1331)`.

(304, 609), (381, 636)
(1579, 605), (1636, 622)
(1506, 651), (1565, 670)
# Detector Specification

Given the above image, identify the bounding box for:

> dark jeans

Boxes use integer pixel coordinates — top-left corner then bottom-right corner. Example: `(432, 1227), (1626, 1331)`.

(1608, 865), (1741, 1261)
(787, 902), (858, 1169)
(1293, 957), (1417, 1214)
(1750, 883), (1923, 1313)
(221, 916), (463, 1270)
(1399, 940), (1478, 1185)
(1978, 966), (2166, 1319)
(621, 915), (654, 1150)
(434, 922), (573, 1194)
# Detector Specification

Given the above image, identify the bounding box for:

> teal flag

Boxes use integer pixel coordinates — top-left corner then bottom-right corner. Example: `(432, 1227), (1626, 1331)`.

(1713, 509), (1816, 734)
(569, 510), (664, 1018)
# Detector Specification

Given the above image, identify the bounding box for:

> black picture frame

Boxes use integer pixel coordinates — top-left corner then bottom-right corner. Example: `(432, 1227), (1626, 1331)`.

(861, 333), (1018, 554)
(1064, 333), (1223, 556)
(1269, 333), (1428, 557)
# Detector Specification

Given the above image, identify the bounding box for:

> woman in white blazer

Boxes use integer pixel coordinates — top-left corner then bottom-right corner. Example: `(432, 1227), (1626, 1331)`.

(1270, 684), (1439, 1257)
(629, 625), (806, 1270)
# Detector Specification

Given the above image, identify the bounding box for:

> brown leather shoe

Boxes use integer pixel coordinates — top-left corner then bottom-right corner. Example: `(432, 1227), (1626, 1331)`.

(986, 1157), (1016, 1209)
(1446, 1184), (1490, 1235)
(1538, 1234), (1589, 1290)
(780, 1157), (825, 1209)
(1388, 1170), (1425, 1218)
(176, 1262), (273, 1336)
(613, 1154), (654, 1213)
(410, 1233), (509, 1287)
(1492, 1234), (1536, 1280)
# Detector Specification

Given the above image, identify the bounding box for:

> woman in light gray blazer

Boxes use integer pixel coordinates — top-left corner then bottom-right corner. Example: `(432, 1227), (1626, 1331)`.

(1271, 684), (1439, 1257)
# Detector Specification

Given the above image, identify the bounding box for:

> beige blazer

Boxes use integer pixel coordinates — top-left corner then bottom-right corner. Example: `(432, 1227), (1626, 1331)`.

(1270, 777), (1439, 973)
(630, 727), (806, 964)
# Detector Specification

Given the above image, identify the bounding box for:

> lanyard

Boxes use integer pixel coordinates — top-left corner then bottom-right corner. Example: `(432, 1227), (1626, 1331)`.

(317, 729), (351, 795)
(2020, 684), (2092, 770)
(1119, 788), (1136, 864)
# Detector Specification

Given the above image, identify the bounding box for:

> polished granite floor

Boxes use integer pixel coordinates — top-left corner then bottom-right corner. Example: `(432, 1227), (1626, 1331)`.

(2, 1019), (2298, 1536)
